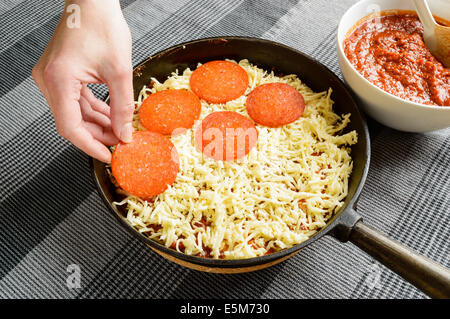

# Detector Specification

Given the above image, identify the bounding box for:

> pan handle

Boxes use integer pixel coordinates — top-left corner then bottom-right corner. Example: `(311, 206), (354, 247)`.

(348, 222), (450, 298)
(332, 209), (450, 298)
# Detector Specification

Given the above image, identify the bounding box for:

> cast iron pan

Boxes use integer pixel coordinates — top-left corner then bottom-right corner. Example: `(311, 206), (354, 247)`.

(90, 36), (450, 298)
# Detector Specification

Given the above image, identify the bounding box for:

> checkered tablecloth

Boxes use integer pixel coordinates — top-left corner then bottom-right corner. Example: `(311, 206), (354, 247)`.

(0, 0), (449, 299)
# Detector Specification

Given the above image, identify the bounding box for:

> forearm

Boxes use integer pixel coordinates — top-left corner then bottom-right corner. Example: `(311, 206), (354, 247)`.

(65, 0), (121, 7)
(33, 0), (133, 163)
(62, 0), (123, 23)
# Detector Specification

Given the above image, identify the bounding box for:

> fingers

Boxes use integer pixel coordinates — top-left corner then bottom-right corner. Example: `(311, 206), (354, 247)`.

(81, 85), (111, 117)
(79, 87), (120, 145)
(79, 95), (111, 128)
(68, 125), (113, 163)
(55, 98), (113, 162)
(41, 66), (113, 163)
(106, 66), (135, 143)
(83, 121), (119, 146)
(59, 104), (113, 163)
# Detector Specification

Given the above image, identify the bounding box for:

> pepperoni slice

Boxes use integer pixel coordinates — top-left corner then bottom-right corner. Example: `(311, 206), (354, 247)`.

(138, 89), (201, 135)
(190, 60), (249, 104)
(111, 131), (179, 198)
(246, 82), (305, 127)
(195, 111), (258, 161)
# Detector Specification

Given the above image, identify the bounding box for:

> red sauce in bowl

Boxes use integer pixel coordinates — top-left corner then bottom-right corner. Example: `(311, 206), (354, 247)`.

(344, 13), (450, 106)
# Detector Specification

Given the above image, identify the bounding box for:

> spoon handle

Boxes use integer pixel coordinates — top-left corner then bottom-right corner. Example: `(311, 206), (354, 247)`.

(413, 0), (437, 31)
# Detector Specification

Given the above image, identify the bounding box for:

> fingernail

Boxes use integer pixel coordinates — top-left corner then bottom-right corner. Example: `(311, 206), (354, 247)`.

(103, 154), (112, 164)
(120, 123), (133, 143)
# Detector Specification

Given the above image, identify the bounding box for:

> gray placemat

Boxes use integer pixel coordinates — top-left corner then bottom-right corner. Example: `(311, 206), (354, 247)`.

(0, 0), (448, 299)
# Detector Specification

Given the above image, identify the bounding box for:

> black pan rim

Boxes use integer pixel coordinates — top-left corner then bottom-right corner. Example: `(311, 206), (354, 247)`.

(89, 35), (371, 268)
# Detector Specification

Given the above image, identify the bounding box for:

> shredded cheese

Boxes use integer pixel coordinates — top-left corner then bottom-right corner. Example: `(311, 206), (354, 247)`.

(113, 59), (357, 259)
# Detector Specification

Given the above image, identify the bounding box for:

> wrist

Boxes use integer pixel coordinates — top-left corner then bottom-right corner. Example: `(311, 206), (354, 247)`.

(63, 0), (124, 27)
(65, 0), (121, 9)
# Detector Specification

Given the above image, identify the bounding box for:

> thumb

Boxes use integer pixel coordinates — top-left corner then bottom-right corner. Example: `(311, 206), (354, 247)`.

(107, 67), (135, 143)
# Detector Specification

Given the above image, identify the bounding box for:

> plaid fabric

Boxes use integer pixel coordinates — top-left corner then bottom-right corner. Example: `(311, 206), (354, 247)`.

(0, 0), (449, 299)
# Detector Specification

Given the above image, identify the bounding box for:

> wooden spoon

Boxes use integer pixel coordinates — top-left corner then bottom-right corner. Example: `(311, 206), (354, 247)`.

(413, 0), (450, 67)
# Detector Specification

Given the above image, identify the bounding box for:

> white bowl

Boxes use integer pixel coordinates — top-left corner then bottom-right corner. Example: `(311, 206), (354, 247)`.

(337, 0), (450, 132)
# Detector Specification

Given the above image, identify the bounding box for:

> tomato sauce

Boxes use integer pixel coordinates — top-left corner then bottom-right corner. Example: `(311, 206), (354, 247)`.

(344, 13), (450, 106)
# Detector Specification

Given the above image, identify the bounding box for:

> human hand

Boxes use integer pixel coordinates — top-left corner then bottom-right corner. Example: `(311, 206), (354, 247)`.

(32, 0), (134, 163)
